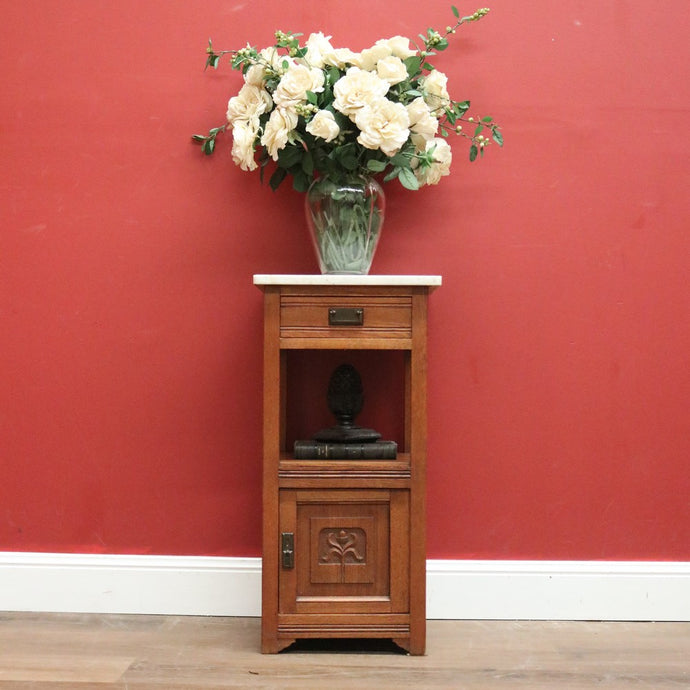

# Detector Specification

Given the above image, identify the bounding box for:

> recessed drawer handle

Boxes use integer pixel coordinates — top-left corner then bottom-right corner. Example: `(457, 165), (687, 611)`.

(328, 307), (364, 326)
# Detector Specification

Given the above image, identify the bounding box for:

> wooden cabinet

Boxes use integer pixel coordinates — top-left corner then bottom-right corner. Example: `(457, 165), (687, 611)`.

(254, 275), (441, 655)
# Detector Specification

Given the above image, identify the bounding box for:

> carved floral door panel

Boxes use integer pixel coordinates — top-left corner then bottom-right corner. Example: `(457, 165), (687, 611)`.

(279, 489), (410, 615)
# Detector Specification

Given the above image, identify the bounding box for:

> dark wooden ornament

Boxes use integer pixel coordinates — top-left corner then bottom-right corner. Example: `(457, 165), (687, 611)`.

(312, 364), (381, 443)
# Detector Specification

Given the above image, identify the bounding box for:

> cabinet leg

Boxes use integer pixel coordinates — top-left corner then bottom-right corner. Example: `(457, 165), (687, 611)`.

(392, 637), (411, 654)
(393, 637), (425, 656)
(261, 637), (295, 654)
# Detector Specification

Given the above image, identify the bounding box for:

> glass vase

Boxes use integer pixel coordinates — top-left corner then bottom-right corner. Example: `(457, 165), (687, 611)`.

(304, 175), (385, 275)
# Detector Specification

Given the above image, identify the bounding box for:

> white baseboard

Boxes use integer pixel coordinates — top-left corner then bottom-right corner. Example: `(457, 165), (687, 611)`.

(0, 553), (261, 617)
(426, 559), (690, 621)
(1, 553), (688, 621)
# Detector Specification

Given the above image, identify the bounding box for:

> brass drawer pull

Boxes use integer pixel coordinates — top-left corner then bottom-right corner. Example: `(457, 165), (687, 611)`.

(328, 307), (364, 326)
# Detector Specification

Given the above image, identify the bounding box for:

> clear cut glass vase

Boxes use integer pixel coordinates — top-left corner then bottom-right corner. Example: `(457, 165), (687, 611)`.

(304, 174), (385, 275)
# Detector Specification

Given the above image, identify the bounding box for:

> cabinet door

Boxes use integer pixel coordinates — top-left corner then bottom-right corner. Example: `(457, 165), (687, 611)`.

(279, 489), (409, 615)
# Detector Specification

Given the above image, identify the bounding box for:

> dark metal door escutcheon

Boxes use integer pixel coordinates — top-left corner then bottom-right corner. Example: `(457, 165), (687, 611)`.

(281, 532), (295, 569)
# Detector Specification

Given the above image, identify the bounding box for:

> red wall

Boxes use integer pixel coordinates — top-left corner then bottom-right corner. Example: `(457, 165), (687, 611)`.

(1, 0), (688, 560)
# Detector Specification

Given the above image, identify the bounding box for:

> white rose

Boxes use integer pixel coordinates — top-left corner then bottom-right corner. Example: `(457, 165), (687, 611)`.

(422, 70), (450, 112)
(352, 43), (392, 71)
(226, 84), (273, 126)
(243, 47), (285, 86)
(244, 63), (265, 87)
(376, 36), (417, 59)
(406, 96), (439, 145)
(354, 98), (410, 157)
(273, 64), (325, 110)
(414, 137), (452, 185)
(300, 32), (334, 69)
(305, 110), (340, 142)
(322, 47), (360, 69)
(407, 96), (432, 124)
(333, 67), (390, 118)
(261, 46), (288, 72)
(230, 121), (258, 171)
(376, 56), (409, 85)
(260, 107), (299, 160)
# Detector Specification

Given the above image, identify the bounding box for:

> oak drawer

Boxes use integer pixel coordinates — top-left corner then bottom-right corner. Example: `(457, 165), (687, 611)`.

(280, 295), (412, 340)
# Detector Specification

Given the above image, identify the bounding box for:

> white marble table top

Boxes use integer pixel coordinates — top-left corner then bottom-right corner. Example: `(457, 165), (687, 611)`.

(253, 274), (442, 287)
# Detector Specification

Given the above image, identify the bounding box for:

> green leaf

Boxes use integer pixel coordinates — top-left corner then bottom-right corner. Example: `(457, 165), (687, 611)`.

(277, 145), (302, 169)
(328, 66), (341, 85)
(306, 90), (317, 106)
(451, 5), (460, 18)
(474, 124), (484, 137)
(436, 39), (449, 51)
(301, 151), (314, 175)
(492, 128), (504, 147)
(398, 167), (420, 191)
(334, 142), (358, 171)
(292, 170), (310, 193)
(366, 159), (387, 172)
(404, 56), (422, 78)
(269, 167), (287, 191)
(333, 110), (350, 129)
(389, 152), (411, 168)
(469, 144), (478, 162)
(203, 139), (215, 155)
(204, 54), (217, 70)
(482, 116), (493, 123)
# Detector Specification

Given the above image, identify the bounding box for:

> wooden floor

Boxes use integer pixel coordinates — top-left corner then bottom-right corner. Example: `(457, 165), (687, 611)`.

(0, 613), (688, 689)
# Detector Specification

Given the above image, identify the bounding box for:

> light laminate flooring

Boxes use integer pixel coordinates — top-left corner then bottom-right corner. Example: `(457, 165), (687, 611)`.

(0, 613), (688, 689)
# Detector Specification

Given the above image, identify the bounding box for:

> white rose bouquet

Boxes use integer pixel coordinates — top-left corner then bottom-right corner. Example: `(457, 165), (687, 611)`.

(193, 6), (502, 193)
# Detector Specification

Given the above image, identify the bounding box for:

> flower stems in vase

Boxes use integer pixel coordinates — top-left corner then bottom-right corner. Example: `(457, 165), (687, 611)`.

(305, 175), (385, 274)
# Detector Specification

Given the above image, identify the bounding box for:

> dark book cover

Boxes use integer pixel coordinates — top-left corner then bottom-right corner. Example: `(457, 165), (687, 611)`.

(293, 439), (398, 460)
